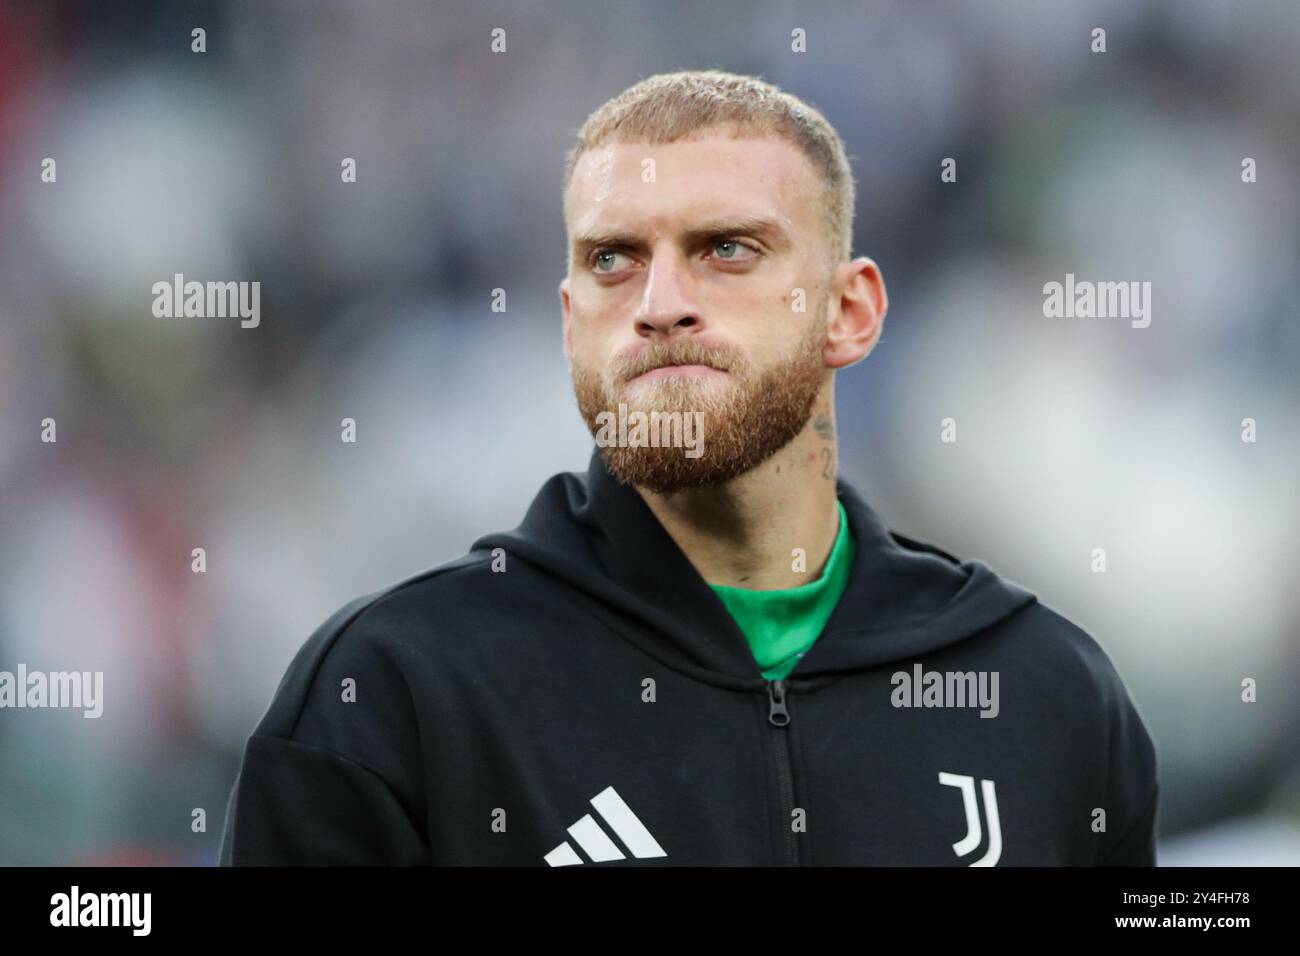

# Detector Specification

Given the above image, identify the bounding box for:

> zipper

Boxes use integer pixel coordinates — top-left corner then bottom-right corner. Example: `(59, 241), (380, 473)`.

(766, 679), (800, 865)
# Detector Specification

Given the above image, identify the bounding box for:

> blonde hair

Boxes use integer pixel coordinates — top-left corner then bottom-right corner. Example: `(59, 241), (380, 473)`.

(562, 69), (856, 272)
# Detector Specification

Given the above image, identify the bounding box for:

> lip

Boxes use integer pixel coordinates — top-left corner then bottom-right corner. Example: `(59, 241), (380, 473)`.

(627, 364), (726, 383)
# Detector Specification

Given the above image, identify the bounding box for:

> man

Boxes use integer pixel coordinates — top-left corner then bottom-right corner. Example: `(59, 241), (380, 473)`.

(219, 70), (1158, 866)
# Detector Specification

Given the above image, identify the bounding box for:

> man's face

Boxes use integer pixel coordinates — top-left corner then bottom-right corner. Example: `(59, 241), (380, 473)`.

(560, 131), (833, 493)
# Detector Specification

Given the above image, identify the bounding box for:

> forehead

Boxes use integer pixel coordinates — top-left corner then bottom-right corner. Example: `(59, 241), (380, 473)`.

(564, 133), (822, 242)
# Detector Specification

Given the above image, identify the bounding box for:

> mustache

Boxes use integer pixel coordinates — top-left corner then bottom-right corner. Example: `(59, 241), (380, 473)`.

(612, 341), (742, 382)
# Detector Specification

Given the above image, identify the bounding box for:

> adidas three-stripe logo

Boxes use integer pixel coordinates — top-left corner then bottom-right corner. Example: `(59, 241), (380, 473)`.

(544, 785), (667, 866)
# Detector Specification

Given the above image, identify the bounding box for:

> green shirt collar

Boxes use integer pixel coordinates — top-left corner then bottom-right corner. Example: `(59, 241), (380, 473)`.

(708, 500), (856, 680)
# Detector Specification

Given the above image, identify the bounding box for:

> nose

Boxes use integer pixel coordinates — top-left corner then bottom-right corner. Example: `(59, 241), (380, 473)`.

(633, 250), (701, 339)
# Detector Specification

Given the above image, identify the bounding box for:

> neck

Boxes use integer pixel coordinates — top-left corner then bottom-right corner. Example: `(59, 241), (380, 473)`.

(636, 390), (841, 589)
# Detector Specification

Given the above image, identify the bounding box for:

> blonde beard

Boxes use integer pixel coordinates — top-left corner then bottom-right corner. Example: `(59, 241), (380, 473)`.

(571, 309), (828, 493)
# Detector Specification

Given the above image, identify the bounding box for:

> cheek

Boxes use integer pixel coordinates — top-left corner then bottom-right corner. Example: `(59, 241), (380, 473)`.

(756, 317), (820, 368)
(565, 305), (595, 349)
(566, 325), (616, 379)
(571, 300), (636, 356)
(569, 296), (618, 337)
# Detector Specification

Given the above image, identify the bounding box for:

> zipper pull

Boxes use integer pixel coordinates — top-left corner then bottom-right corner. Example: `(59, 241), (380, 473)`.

(767, 679), (791, 727)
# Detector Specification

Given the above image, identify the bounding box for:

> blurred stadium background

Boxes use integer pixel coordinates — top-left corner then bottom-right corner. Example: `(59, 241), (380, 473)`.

(0, 0), (1297, 865)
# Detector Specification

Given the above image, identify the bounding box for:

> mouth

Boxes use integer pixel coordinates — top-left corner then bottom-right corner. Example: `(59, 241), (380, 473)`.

(626, 364), (727, 384)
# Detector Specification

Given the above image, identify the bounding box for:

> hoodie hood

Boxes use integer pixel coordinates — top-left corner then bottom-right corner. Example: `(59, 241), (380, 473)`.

(473, 448), (1039, 687)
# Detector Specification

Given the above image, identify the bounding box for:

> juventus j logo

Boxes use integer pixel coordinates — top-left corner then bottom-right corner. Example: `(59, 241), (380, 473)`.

(938, 772), (1002, 866)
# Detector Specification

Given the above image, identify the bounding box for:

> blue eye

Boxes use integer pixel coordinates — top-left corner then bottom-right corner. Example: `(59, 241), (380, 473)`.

(712, 239), (758, 261)
(593, 250), (627, 272)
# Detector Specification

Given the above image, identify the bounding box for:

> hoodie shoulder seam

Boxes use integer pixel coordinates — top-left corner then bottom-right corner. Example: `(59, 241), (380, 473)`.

(247, 731), (402, 792)
(273, 554), (492, 742)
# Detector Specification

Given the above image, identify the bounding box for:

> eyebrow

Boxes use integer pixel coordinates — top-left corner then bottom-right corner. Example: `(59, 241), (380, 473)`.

(570, 215), (792, 264)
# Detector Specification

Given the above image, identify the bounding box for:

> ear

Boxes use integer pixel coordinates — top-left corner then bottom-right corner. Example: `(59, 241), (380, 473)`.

(559, 276), (574, 360)
(824, 256), (887, 370)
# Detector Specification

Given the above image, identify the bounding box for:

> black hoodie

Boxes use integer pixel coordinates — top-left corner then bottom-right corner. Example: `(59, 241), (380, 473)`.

(218, 449), (1159, 866)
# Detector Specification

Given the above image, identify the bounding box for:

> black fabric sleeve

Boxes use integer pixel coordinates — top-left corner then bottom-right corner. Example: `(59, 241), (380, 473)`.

(218, 734), (429, 865)
(217, 590), (433, 865)
(1095, 663), (1160, 866)
(1097, 785), (1158, 866)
